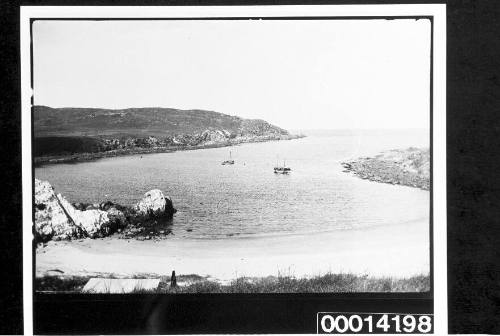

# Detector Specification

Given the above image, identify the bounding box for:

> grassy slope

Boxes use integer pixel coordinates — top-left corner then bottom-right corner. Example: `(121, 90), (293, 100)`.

(34, 106), (293, 158)
(34, 105), (288, 138)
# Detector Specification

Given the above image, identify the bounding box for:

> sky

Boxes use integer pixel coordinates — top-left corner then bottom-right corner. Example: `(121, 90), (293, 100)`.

(33, 19), (431, 130)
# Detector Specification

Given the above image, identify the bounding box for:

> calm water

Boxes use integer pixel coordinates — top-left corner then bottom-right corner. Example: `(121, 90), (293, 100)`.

(35, 129), (430, 239)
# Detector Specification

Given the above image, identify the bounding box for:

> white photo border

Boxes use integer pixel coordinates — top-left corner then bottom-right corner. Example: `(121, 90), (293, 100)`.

(20, 4), (446, 335)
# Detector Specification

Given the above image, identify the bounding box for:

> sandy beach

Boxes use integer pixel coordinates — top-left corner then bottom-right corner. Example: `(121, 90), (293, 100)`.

(36, 218), (430, 282)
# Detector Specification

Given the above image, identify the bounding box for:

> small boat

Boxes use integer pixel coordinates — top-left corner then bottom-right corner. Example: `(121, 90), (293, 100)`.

(274, 159), (291, 174)
(221, 151), (235, 165)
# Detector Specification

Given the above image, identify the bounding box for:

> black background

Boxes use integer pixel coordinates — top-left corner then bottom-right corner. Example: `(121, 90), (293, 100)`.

(34, 294), (431, 334)
(1, 0), (500, 334)
(316, 313), (434, 334)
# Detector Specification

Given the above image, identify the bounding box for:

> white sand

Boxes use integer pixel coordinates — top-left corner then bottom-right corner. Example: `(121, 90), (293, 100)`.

(36, 219), (429, 281)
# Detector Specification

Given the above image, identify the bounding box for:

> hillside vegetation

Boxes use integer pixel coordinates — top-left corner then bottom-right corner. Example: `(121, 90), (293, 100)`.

(33, 106), (300, 161)
(34, 105), (288, 138)
(36, 272), (430, 293)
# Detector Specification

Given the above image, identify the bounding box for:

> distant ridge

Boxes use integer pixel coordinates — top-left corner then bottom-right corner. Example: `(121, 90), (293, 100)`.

(33, 106), (303, 162)
(33, 105), (289, 138)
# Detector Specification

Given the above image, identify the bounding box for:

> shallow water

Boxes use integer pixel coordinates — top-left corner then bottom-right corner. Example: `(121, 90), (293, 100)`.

(35, 129), (430, 239)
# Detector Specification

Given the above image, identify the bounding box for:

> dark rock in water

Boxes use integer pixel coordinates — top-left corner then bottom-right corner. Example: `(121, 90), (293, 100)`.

(106, 207), (127, 228)
(100, 201), (115, 211)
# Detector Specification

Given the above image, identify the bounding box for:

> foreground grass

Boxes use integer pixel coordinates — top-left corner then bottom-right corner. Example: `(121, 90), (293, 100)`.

(35, 275), (90, 292)
(36, 273), (430, 293)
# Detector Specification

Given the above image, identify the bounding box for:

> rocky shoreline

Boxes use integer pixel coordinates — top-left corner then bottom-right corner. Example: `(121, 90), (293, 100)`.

(34, 179), (177, 243)
(34, 133), (305, 166)
(341, 147), (430, 190)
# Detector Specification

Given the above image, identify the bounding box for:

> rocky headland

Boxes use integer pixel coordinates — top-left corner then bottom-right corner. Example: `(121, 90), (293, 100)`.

(34, 178), (177, 243)
(341, 147), (430, 190)
(33, 106), (305, 165)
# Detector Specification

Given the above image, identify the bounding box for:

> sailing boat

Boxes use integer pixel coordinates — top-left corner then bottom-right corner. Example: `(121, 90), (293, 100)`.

(274, 159), (291, 174)
(221, 150), (235, 165)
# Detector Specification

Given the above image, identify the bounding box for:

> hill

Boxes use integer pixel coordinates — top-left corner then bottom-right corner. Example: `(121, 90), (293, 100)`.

(33, 106), (301, 162)
(34, 105), (289, 138)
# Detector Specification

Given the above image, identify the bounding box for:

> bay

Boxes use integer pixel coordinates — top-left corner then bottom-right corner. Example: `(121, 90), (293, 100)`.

(35, 129), (430, 240)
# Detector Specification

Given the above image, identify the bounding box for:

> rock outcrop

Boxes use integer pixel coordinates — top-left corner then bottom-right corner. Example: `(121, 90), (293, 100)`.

(57, 196), (110, 238)
(134, 189), (176, 218)
(341, 147), (430, 190)
(34, 179), (112, 240)
(34, 179), (84, 241)
(199, 129), (232, 145)
(34, 179), (176, 242)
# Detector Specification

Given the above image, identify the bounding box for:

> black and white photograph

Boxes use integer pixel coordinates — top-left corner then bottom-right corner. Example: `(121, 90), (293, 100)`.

(19, 4), (447, 334)
(32, 15), (432, 294)
(4, 1), (500, 335)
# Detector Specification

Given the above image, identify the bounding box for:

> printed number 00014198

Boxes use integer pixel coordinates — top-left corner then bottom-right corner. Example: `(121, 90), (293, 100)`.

(317, 313), (433, 334)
